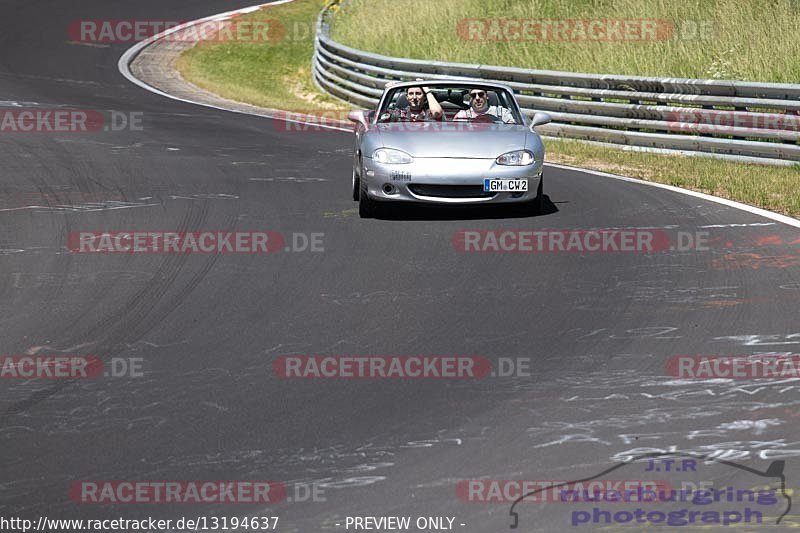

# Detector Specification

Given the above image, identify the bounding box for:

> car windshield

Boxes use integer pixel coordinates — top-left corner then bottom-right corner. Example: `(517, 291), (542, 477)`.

(376, 85), (523, 125)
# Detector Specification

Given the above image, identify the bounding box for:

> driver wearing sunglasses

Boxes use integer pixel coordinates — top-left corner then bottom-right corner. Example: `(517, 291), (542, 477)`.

(453, 89), (516, 124)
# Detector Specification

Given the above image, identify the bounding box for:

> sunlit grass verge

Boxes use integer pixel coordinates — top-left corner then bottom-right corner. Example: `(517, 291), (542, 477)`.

(330, 0), (800, 82)
(546, 139), (800, 217)
(175, 0), (349, 112)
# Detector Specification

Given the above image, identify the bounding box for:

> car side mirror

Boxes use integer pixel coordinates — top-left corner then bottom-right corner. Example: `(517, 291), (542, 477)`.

(347, 110), (370, 129)
(529, 112), (552, 131)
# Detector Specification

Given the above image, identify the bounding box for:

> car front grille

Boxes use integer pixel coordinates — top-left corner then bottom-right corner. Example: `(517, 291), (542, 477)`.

(408, 184), (495, 199)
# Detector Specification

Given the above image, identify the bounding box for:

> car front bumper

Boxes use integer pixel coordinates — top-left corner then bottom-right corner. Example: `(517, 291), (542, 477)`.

(362, 157), (543, 204)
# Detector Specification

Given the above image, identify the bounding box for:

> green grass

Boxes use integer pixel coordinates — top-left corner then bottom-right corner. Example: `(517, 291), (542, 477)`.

(175, 0), (800, 218)
(176, 0), (348, 112)
(330, 0), (800, 82)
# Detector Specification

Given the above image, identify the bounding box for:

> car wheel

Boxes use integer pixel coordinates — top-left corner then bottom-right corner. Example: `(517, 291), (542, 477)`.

(358, 176), (377, 218)
(535, 173), (545, 213)
(352, 166), (360, 201)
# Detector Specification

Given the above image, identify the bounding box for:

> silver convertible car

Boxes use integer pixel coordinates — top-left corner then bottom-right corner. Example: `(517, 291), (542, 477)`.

(347, 80), (551, 218)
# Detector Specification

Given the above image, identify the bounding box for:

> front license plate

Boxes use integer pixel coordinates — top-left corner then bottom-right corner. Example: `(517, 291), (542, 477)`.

(483, 179), (528, 192)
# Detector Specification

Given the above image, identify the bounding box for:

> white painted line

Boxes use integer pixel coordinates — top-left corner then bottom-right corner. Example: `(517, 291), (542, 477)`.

(545, 162), (800, 229)
(699, 222), (776, 228)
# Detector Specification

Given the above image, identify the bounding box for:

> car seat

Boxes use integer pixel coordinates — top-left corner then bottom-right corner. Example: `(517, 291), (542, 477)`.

(393, 93), (408, 109)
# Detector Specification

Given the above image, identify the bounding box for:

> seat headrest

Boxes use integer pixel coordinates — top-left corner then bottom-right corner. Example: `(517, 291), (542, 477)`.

(395, 93), (408, 109)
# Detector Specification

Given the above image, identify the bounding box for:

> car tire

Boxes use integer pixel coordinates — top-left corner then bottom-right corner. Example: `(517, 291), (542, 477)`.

(535, 173), (545, 213)
(352, 166), (360, 201)
(358, 177), (377, 218)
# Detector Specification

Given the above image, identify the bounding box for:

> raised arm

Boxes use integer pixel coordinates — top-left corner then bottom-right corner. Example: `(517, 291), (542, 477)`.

(422, 86), (444, 120)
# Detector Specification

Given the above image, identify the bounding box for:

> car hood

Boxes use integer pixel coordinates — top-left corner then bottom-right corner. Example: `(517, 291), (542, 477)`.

(371, 123), (529, 159)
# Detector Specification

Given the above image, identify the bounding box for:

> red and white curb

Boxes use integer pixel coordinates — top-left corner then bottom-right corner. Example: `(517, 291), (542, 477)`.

(117, 0), (351, 132)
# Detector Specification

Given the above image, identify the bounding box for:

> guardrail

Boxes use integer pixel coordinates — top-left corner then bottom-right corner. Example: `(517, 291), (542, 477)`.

(312, 4), (800, 166)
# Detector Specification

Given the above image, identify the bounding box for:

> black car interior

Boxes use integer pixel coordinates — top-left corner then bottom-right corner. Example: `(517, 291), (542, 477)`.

(386, 87), (503, 121)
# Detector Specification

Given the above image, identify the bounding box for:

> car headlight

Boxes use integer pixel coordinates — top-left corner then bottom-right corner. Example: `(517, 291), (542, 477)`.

(373, 148), (413, 164)
(496, 150), (534, 166)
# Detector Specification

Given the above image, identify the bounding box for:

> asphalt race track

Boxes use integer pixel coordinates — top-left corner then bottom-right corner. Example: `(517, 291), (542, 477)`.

(2, 1), (800, 531)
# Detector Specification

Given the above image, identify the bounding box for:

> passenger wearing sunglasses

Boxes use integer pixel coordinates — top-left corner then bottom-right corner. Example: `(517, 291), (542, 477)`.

(453, 89), (516, 124)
